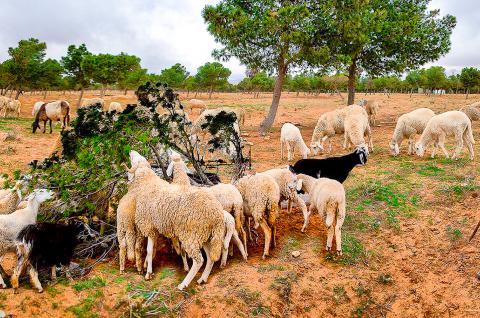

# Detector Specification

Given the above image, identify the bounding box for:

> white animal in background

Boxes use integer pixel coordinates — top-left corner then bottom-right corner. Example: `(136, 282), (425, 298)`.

(280, 123), (310, 161)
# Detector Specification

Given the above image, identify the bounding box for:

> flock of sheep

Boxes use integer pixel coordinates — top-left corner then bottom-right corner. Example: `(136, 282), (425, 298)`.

(0, 95), (479, 295)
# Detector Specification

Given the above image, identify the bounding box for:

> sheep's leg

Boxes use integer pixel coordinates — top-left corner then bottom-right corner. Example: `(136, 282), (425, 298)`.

(335, 203), (346, 256)
(247, 218), (252, 241)
(144, 236), (155, 280)
(343, 133), (348, 149)
(287, 142), (293, 161)
(134, 235), (144, 274)
(119, 236), (127, 273)
(232, 230), (248, 260)
(326, 224), (335, 252)
(49, 119), (53, 134)
(407, 138), (413, 155)
(198, 245), (214, 284)
(438, 134), (449, 159)
(271, 224), (277, 248)
(0, 264), (7, 288)
(464, 135), (474, 160)
(259, 219), (272, 259)
(296, 196), (310, 233)
(236, 212), (248, 257)
(28, 265), (43, 293)
(287, 199), (292, 214)
(220, 225), (234, 268)
(452, 131), (464, 160)
(11, 244), (29, 292)
(178, 251), (203, 290)
(367, 126), (374, 152)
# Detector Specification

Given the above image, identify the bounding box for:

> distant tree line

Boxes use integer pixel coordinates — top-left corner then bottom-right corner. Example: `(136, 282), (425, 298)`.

(1, 38), (479, 106)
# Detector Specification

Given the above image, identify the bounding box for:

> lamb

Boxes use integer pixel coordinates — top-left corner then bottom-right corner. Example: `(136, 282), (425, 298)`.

(260, 168), (309, 232)
(188, 99), (207, 114)
(343, 104), (373, 152)
(460, 101), (480, 121)
(390, 108), (435, 156)
(415, 111), (475, 160)
(0, 189), (54, 288)
(130, 165), (225, 290)
(310, 108), (348, 154)
(108, 101), (125, 113)
(280, 123), (310, 161)
(11, 220), (91, 293)
(80, 98), (105, 109)
(359, 99), (380, 126)
(235, 174), (280, 259)
(0, 181), (22, 215)
(296, 174), (346, 254)
(288, 147), (368, 183)
(32, 101), (70, 133)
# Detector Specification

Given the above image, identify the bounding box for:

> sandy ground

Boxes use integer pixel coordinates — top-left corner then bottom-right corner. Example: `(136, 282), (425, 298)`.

(1, 91), (480, 317)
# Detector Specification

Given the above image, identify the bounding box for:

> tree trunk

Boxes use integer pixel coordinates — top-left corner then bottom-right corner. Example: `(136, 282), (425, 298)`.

(209, 87), (213, 99)
(259, 60), (287, 135)
(100, 85), (105, 98)
(15, 89), (22, 100)
(124, 88), (128, 95)
(347, 58), (357, 105)
(43, 90), (47, 99)
(77, 87), (85, 108)
(466, 89), (469, 99)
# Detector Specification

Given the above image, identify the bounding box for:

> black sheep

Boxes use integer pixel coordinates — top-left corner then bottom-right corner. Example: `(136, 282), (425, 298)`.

(289, 148), (368, 183)
(11, 220), (92, 293)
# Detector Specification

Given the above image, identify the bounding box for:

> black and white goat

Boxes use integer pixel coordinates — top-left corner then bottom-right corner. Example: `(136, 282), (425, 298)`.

(11, 220), (92, 293)
(289, 147), (368, 183)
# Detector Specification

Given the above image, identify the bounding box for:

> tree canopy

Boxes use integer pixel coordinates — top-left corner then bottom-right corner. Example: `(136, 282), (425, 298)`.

(195, 62), (231, 98)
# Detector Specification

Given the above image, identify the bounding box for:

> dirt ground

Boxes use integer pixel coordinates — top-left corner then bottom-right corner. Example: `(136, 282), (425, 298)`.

(1, 91), (480, 317)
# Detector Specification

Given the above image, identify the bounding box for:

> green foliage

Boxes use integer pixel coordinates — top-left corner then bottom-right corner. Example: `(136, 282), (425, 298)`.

(195, 62), (231, 96)
(159, 63), (189, 88)
(446, 226), (463, 241)
(61, 44), (92, 89)
(72, 276), (106, 292)
(67, 290), (103, 318)
(459, 67), (480, 91)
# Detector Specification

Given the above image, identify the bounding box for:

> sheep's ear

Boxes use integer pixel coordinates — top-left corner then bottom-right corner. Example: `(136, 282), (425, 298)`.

(288, 165), (295, 174)
(296, 179), (303, 191)
(166, 161), (174, 177)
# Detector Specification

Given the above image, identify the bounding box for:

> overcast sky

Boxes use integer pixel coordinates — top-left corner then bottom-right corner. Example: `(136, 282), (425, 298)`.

(0, 0), (477, 82)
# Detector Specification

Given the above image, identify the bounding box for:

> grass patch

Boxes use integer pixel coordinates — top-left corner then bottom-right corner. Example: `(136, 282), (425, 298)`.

(72, 276), (106, 292)
(270, 271), (298, 302)
(236, 287), (271, 316)
(417, 163), (444, 176)
(46, 285), (62, 297)
(281, 236), (302, 256)
(446, 226), (463, 241)
(325, 233), (366, 265)
(67, 290), (103, 318)
(257, 264), (285, 273)
(332, 285), (350, 304)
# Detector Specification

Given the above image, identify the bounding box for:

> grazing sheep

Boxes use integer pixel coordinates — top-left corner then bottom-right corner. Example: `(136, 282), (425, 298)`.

(359, 99), (380, 126)
(415, 111), (475, 160)
(108, 101), (124, 113)
(131, 164), (225, 290)
(80, 98), (105, 109)
(260, 168), (309, 232)
(390, 108), (435, 156)
(0, 189), (54, 288)
(288, 148), (368, 183)
(2, 99), (21, 118)
(11, 220), (91, 293)
(296, 174), (346, 254)
(343, 104), (373, 152)
(460, 101), (480, 121)
(280, 123), (310, 161)
(32, 101), (70, 133)
(235, 174), (280, 259)
(188, 99), (207, 114)
(310, 108), (348, 154)
(32, 101), (44, 116)
(193, 107), (244, 133)
(0, 97), (9, 116)
(166, 154), (191, 186)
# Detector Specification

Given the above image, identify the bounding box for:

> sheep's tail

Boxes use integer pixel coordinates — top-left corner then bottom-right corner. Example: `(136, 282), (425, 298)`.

(266, 197), (279, 228)
(325, 200), (337, 228)
(465, 120), (475, 144)
(209, 218), (225, 262)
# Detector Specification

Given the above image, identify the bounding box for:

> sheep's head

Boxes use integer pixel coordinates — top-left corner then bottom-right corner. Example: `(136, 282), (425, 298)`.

(29, 189), (55, 203)
(310, 142), (324, 155)
(415, 143), (425, 157)
(389, 141), (400, 156)
(355, 147), (368, 165)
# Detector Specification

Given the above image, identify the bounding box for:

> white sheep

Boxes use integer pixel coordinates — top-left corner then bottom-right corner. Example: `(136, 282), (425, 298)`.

(193, 107), (244, 133)
(460, 101), (480, 121)
(260, 168), (309, 232)
(0, 189), (54, 288)
(188, 99), (207, 114)
(235, 174), (280, 259)
(80, 98), (105, 109)
(296, 174), (346, 255)
(108, 101), (124, 113)
(130, 164), (225, 290)
(166, 154), (191, 186)
(310, 108), (348, 154)
(1, 98), (21, 118)
(390, 108), (435, 156)
(0, 182), (22, 215)
(280, 123), (310, 161)
(343, 104), (373, 153)
(415, 111), (475, 160)
(359, 99), (380, 126)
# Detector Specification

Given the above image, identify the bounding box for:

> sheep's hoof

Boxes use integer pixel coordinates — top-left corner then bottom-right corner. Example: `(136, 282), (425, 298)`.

(13, 288), (19, 294)
(37, 288), (44, 293)
(183, 267), (189, 272)
(0, 283), (6, 289)
(197, 278), (206, 285)
(220, 263), (226, 269)
(145, 273), (152, 280)
(177, 283), (186, 291)
(337, 250), (343, 256)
